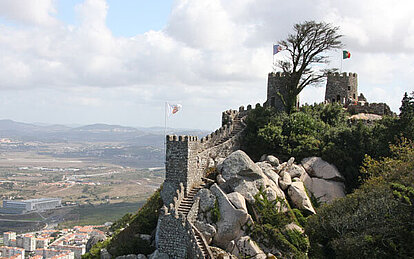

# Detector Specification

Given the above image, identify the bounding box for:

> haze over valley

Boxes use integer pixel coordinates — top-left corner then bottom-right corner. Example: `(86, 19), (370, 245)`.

(0, 119), (208, 231)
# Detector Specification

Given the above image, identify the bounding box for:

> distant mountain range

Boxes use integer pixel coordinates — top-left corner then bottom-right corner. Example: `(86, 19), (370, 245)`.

(0, 119), (210, 146)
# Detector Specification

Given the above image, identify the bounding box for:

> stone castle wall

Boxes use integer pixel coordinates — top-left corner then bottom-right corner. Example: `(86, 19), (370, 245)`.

(161, 105), (252, 206)
(157, 193), (211, 258)
(158, 105), (254, 258)
(325, 72), (358, 104)
(266, 72), (297, 111)
(157, 207), (188, 258)
(347, 102), (393, 116)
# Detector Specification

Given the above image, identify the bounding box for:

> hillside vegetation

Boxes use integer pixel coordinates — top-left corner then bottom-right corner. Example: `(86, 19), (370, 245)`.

(242, 92), (413, 191)
(83, 92), (413, 258)
(306, 140), (414, 258)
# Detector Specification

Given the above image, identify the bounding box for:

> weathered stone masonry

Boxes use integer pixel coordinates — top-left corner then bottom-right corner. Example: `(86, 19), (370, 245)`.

(265, 72), (299, 111)
(161, 107), (249, 206)
(325, 72), (358, 104)
(157, 105), (254, 258)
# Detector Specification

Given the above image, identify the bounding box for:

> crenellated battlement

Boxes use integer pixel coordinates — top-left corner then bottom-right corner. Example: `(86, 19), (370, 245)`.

(266, 72), (299, 111)
(325, 71), (358, 104)
(161, 106), (252, 207)
(347, 102), (393, 116)
(327, 72), (358, 78)
(269, 71), (290, 78)
(166, 135), (199, 142)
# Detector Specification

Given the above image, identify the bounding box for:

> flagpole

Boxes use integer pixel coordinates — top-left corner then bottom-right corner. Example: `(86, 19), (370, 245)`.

(340, 52), (343, 73)
(164, 102), (167, 168)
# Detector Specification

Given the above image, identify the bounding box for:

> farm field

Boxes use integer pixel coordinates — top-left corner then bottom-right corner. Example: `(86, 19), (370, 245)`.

(0, 140), (164, 233)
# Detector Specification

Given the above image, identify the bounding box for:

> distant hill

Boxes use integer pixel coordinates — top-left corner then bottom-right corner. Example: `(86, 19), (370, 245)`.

(0, 119), (210, 146)
(73, 124), (142, 133)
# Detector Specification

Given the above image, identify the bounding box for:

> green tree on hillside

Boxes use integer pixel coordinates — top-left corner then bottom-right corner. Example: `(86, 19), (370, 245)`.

(276, 21), (342, 113)
(399, 91), (414, 139)
(306, 140), (414, 258)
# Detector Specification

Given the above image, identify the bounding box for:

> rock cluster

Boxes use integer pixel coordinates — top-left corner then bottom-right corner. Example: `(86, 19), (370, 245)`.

(128, 150), (346, 259)
(300, 157), (346, 203)
(192, 150), (346, 258)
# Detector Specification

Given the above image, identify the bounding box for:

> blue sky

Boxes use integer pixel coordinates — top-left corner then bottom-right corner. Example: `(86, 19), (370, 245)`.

(0, 0), (412, 130)
(56, 0), (173, 36)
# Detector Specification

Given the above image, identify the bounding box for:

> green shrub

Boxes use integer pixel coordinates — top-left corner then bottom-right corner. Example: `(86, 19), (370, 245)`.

(242, 97), (413, 192)
(292, 209), (307, 228)
(284, 229), (310, 253)
(247, 188), (309, 257)
(248, 224), (307, 259)
(306, 141), (414, 258)
(82, 238), (111, 259)
(252, 188), (294, 228)
(211, 199), (220, 223)
(106, 187), (163, 257)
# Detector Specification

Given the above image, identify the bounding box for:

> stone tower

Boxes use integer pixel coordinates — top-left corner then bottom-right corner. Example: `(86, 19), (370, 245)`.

(266, 72), (299, 111)
(325, 72), (358, 104)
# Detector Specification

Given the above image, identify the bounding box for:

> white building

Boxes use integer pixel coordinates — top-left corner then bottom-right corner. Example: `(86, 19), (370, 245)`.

(49, 245), (85, 259)
(23, 235), (36, 252)
(35, 238), (49, 249)
(1, 198), (61, 214)
(35, 249), (74, 259)
(0, 246), (25, 259)
(3, 232), (16, 247)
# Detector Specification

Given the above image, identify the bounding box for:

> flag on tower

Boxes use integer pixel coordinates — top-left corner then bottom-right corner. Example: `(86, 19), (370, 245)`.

(343, 50), (351, 59)
(273, 44), (283, 55)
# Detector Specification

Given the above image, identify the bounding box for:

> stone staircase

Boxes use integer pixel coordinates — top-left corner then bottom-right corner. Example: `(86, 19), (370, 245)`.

(216, 114), (245, 145)
(177, 181), (212, 258)
(177, 182), (206, 216)
(174, 113), (246, 258)
(192, 224), (210, 258)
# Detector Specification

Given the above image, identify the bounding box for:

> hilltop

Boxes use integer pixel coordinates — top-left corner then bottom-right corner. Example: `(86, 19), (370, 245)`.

(82, 90), (413, 258)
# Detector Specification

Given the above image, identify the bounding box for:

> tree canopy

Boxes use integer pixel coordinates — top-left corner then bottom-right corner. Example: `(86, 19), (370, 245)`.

(276, 21), (342, 113)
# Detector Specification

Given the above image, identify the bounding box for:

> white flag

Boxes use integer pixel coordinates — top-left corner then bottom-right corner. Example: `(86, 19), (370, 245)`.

(167, 103), (182, 116)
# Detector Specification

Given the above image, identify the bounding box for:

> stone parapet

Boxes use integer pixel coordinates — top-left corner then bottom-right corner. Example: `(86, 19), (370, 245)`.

(159, 105), (253, 258)
(266, 73), (299, 111)
(347, 102), (393, 116)
(157, 207), (187, 258)
(325, 71), (358, 104)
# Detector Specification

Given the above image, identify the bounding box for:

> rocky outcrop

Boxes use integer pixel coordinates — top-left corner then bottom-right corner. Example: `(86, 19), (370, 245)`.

(257, 162), (280, 184)
(301, 175), (346, 204)
(217, 151), (286, 205)
(157, 150), (343, 259)
(278, 171), (292, 190)
(218, 150), (265, 182)
(194, 220), (216, 245)
(301, 157), (346, 203)
(265, 155), (280, 166)
(210, 183), (251, 249)
(86, 233), (106, 252)
(210, 246), (237, 259)
(301, 157), (344, 181)
(196, 188), (216, 213)
(227, 236), (267, 259)
(287, 164), (306, 178)
(100, 248), (111, 259)
(227, 192), (248, 213)
(287, 181), (316, 214)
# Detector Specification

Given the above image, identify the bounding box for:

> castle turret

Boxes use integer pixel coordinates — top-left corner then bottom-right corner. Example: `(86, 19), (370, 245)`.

(161, 135), (200, 205)
(266, 72), (299, 111)
(325, 72), (358, 104)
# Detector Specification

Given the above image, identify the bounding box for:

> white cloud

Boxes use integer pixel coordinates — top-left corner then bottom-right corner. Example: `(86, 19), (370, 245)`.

(0, 0), (58, 26)
(0, 0), (413, 129)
